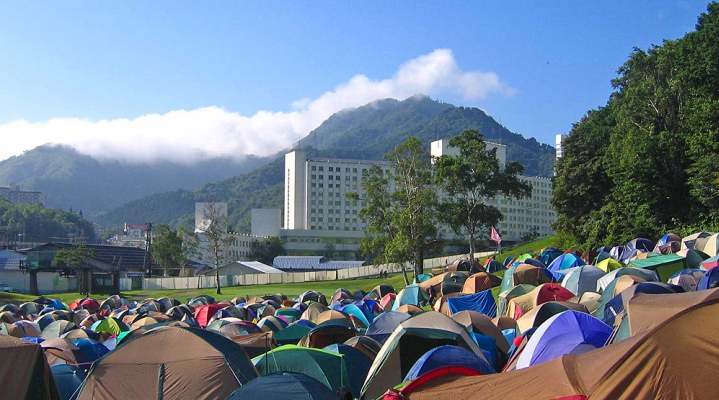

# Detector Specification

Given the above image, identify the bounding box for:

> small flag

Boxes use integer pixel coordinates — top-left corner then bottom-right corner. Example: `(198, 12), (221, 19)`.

(491, 226), (502, 244)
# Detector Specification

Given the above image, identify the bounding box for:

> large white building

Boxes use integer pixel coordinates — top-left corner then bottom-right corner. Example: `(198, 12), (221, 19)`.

(284, 150), (391, 232)
(283, 142), (556, 252)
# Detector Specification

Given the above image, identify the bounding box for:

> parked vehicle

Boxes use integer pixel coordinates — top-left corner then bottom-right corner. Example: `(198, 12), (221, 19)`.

(0, 282), (15, 292)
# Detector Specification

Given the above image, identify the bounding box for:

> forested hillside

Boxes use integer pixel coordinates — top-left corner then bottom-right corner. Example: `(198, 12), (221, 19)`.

(552, 3), (719, 248)
(0, 200), (96, 245)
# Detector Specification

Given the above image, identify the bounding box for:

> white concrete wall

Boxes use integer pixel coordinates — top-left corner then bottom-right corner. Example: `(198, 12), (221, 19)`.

(0, 271), (77, 294)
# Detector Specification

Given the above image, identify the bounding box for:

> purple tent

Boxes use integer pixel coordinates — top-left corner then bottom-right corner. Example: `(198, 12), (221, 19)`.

(516, 310), (612, 369)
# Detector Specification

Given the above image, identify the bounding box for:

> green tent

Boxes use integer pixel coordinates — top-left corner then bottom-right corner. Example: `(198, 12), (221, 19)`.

(497, 284), (536, 316)
(252, 345), (352, 396)
(629, 254), (689, 282)
(92, 318), (128, 336)
(274, 323), (313, 346)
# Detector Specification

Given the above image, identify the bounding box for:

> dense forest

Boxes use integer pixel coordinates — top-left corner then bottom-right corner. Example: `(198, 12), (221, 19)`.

(94, 96), (555, 235)
(552, 3), (719, 249)
(0, 200), (97, 246)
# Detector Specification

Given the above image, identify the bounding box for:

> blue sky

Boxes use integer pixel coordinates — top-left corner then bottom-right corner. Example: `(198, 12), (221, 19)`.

(0, 2), (710, 163)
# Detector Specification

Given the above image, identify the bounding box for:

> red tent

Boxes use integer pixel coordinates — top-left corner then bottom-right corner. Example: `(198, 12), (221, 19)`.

(193, 304), (223, 327)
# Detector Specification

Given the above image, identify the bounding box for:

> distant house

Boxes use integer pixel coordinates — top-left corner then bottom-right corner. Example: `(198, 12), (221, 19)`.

(199, 261), (283, 276)
(272, 256), (366, 272)
(0, 250), (26, 291)
(23, 243), (154, 294)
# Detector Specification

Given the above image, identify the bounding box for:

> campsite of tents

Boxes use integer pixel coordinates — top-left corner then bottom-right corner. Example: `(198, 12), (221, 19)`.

(3, 231), (719, 399)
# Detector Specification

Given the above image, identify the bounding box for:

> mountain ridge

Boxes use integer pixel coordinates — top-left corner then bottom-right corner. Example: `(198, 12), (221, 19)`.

(93, 95), (556, 233)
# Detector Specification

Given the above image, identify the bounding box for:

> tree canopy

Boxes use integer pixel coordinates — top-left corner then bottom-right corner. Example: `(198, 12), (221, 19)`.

(250, 236), (286, 265)
(552, 3), (719, 248)
(435, 129), (532, 258)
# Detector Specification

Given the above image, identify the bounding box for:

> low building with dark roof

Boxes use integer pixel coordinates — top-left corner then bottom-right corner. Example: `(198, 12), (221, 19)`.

(22, 242), (154, 294)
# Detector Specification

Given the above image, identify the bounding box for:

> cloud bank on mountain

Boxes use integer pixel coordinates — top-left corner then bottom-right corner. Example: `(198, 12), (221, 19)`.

(0, 49), (515, 164)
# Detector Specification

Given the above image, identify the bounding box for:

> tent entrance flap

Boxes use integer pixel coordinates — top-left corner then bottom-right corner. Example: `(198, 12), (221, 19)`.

(399, 335), (457, 378)
(157, 363), (165, 400)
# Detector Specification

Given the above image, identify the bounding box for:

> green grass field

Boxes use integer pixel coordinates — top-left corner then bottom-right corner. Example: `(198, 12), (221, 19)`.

(0, 235), (560, 306)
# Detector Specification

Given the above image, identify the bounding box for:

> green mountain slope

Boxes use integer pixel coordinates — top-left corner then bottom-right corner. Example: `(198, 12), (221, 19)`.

(0, 145), (270, 215)
(94, 96), (556, 234)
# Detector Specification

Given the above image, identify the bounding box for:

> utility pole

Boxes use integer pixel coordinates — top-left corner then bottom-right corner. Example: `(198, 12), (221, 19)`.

(143, 222), (153, 277)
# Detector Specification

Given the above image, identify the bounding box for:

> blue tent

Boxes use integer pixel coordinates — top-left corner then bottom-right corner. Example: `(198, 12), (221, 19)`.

(621, 238), (656, 263)
(49, 299), (67, 311)
(610, 246), (624, 261)
(52, 364), (87, 400)
(547, 253), (585, 281)
(226, 372), (339, 400)
(73, 338), (110, 362)
(516, 310), (612, 369)
(561, 265), (606, 296)
(503, 256), (515, 267)
(668, 269), (706, 292)
(446, 290), (497, 318)
(537, 248), (563, 267)
(602, 282), (679, 325)
(470, 333), (499, 370)
(698, 267), (719, 290)
(366, 310), (410, 344)
(499, 265), (519, 294)
(404, 345), (494, 381)
(393, 284), (422, 309)
(516, 258), (546, 268)
(339, 304), (371, 327)
(324, 343), (373, 397)
(596, 267), (660, 293)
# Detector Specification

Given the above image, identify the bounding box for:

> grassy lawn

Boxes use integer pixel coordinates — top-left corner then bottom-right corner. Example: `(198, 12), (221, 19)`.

(0, 272), (409, 305)
(0, 236), (559, 306)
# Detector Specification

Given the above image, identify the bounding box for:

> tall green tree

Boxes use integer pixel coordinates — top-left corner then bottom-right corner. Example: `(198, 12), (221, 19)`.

(349, 164), (411, 283)
(551, 106), (615, 247)
(177, 226), (200, 277)
(250, 236), (286, 265)
(152, 224), (182, 276)
(353, 137), (439, 284)
(435, 129), (532, 259)
(551, 3), (719, 245)
(54, 243), (95, 295)
(199, 202), (231, 294)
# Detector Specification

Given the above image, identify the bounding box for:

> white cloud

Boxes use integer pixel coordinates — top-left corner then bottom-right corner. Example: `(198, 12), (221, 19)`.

(0, 49), (515, 164)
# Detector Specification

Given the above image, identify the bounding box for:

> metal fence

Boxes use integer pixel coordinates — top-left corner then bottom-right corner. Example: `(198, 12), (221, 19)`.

(122, 251), (495, 292)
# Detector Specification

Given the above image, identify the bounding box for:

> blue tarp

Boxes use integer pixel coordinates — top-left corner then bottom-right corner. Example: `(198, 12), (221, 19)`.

(404, 345), (494, 381)
(446, 290), (496, 318)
